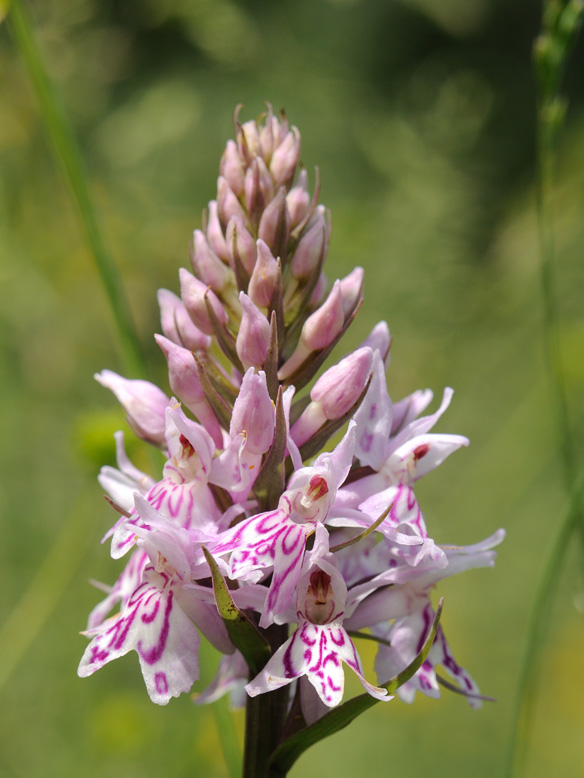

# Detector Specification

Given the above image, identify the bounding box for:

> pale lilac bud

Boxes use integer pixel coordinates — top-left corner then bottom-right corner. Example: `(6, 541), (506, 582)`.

(278, 280), (344, 381)
(219, 139), (245, 198)
(240, 119), (262, 157)
(258, 187), (290, 259)
(290, 347), (373, 446)
(309, 271), (328, 309)
(311, 347), (373, 418)
(360, 321), (391, 365)
(258, 103), (284, 162)
(339, 266), (364, 318)
(236, 292), (270, 370)
(180, 267), (228, 335)
(248, 239), (279, 309)
(244, 157), (274, 217)
(155, 334), (222, 447)
(157, 288), (211, 352)
(190, 230), (232, 292)
(260, 103), (280, 160)
(230, 368), (274, 455)
(302, 279), (344, 351)
(95, 370), (168, 446)
(206, 200), (228, 260)
(290, 214), (328, 281)
(155, 334), (205, 407)
(217, 176), (246, 229)
(225, 216), (257, 276)
(270, 127), (301, 189)
(286, 168), (310, 228)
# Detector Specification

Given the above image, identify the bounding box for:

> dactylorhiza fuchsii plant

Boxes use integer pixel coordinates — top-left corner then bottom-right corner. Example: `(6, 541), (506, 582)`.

(78, 105), (504, 776)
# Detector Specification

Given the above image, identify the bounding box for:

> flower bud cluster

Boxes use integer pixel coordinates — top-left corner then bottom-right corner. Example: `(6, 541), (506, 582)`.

(79, 106), (503, 716)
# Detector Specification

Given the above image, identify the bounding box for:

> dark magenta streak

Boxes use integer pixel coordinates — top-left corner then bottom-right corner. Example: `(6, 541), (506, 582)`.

(283, 632), (301, 678)
(141, 596), (160, 624)
(416, 606), (433, 655)
(138, 590), (173, 665)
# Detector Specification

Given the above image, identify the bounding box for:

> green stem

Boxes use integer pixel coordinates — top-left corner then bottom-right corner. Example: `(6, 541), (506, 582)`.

(507, 4), (584, 775)
(506, 471), (584, 777)
(243, 624), (289, 778)
(536, 92), (577, 492)
(8, 0), (144, 377)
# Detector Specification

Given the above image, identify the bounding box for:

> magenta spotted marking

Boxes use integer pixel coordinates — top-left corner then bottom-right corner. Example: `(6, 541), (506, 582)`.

(90, 646), (109, 665)
(154, 671), (169, 694)
(359, 431), (373, 453)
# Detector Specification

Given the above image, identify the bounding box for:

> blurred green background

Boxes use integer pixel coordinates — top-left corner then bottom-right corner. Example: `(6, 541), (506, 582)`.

(1, 0), (584, 776)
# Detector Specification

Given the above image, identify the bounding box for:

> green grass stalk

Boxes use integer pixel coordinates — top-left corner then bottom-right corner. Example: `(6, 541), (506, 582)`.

(506, 2), (584, 775)
(8, 0), (145, 377)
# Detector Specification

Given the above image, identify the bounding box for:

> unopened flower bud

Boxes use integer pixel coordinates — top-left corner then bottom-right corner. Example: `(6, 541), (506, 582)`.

(217, 176), (247, 229)
(240, 119), (262, 157)
(180, 267), (228, 335)
(190, 230), (232, 292)
(286, 168), (310, 229)
(157, 288), (211, 352)
(309, 272), (328, 309)
(230, 368), (274, 455)
(270, 127), (301, 189)
(339, 266), (364, 318)
(311, 347), (373, 418)
(258, 103), (283, 162)
(226, 216), (257, 276)
(290, 214), (328, 281)
(95, 370), (168, 446)
(206, 200), (228, 260)
(219, 139), (245, 198)
(248, 239), (279, 309)
(155, 334), (222, 447)
(245, 156), (274, 218)
(278, 280), (344, 381)
(290, 347), (373, 445)
(236, 292), (270, 370)
(258, 187), (290, 259)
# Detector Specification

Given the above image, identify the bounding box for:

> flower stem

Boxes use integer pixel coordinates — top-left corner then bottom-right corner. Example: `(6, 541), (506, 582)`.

(507, 3), (584, 775)
(8, 0), (145, 378)
(243, 624), (289, 778)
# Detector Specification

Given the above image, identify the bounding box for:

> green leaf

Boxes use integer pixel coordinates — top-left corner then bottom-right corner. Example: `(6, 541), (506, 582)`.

(202, 547), (271, 677)
(267, 599), (443, 777)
